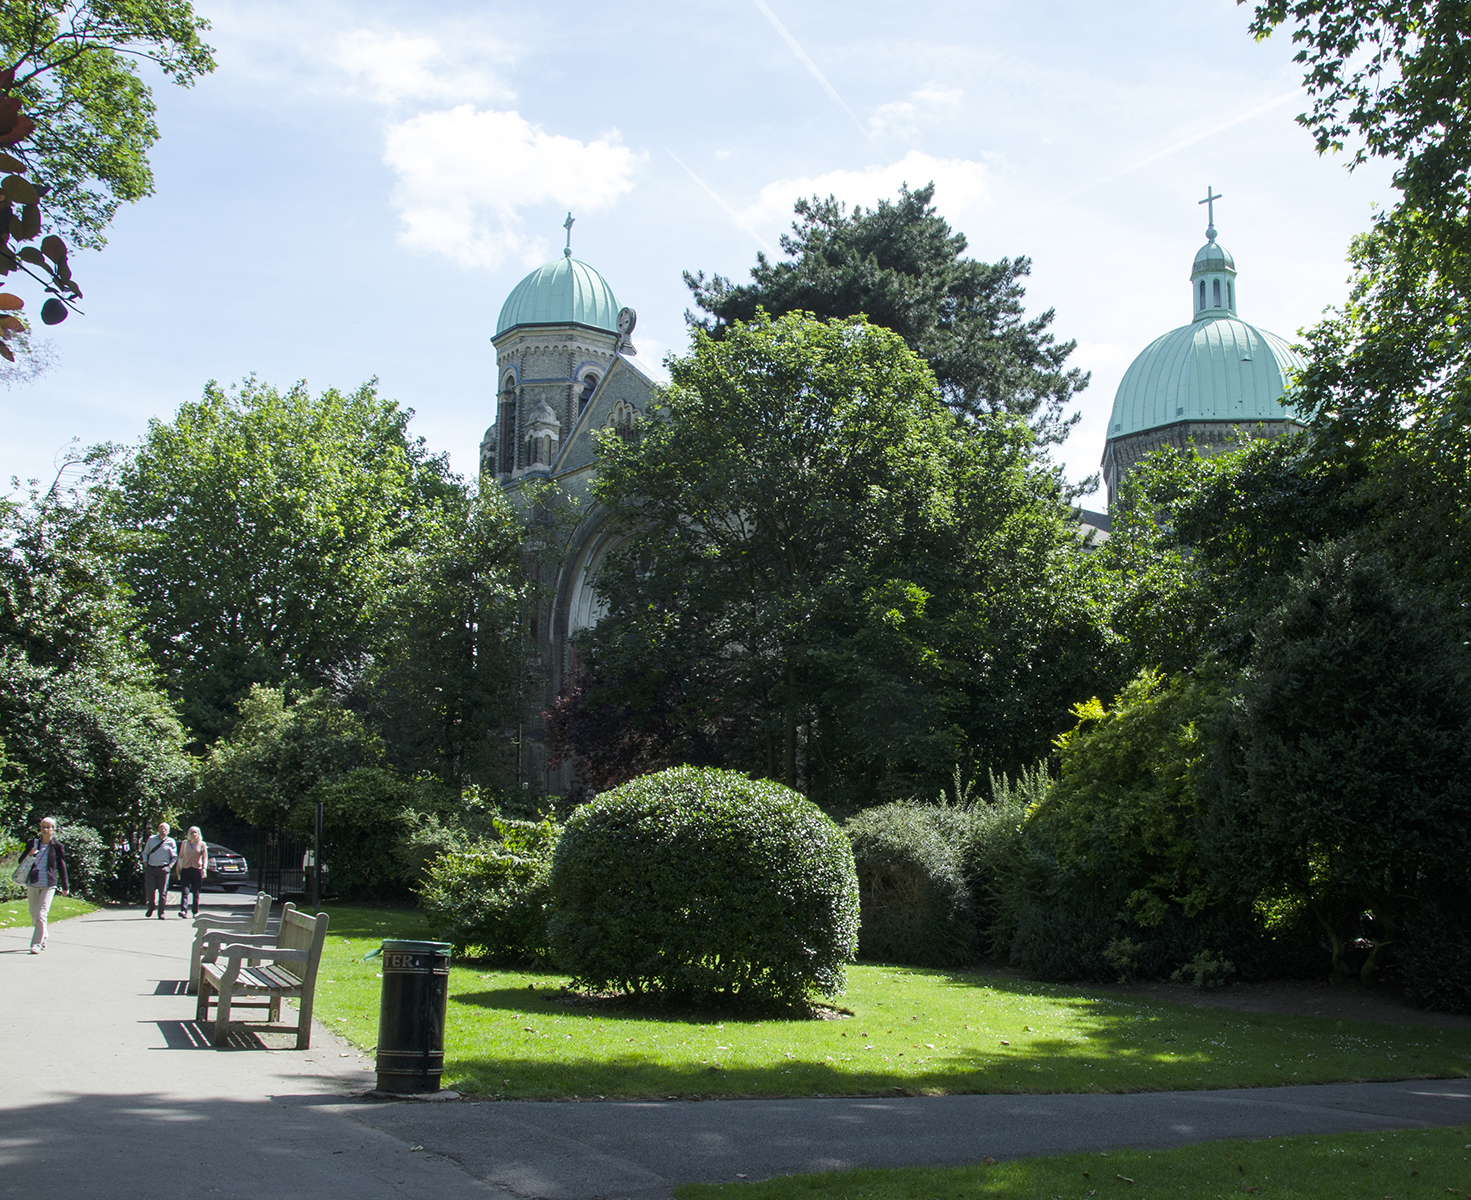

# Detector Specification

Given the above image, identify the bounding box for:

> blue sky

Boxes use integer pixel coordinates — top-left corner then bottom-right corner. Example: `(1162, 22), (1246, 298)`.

(2, 0), (1394, 502)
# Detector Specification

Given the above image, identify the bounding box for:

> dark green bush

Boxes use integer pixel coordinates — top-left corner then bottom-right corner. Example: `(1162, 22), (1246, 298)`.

(1396, 902), (1471, 1013)
(52, 822), (135, 903)
(846, 804), (976, 966)
(420, 818), (559, 963)
(547, 766), (859, 1009)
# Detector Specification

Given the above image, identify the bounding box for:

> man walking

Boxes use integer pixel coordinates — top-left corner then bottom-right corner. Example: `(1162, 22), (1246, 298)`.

(142, 822), (177, 919)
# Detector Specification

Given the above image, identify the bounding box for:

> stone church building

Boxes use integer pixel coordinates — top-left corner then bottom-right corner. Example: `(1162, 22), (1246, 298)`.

(482, 196), (1304, 791)
(478, 240), (654, 791)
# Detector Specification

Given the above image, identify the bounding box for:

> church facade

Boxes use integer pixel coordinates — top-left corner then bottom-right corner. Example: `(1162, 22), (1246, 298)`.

(479, 242), (653, 791)
(1100, 197), (1306, 504)
(481, 198), (1305, 791)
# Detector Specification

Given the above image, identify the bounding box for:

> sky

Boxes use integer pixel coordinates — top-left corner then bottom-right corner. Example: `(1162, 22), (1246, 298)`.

(1, 0), (1396, 504)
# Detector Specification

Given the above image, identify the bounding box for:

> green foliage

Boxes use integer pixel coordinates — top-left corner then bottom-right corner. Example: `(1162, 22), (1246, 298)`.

(420, 817), (560, 963)
(547, 766), (859, 1009)
(0, 0), (214, 248)
(845, 803), (976, 967)
(1216, 545), (1471, 984)
(576, 310), (1110, 803)
(685, 182), (1089, 445)
(111, 377), (460, 747)
(295, 766), (457, 899)
(0, 455), (194, 843)
(843, 769), (1030, 969)
(998, 669), (1255, 982)
(49, 820), (125, 902)
(198, 685), (381, 830)
(358, 485), (530, 789)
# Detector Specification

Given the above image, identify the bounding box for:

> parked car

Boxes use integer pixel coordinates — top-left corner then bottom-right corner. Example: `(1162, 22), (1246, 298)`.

(204, 843), (250, 892)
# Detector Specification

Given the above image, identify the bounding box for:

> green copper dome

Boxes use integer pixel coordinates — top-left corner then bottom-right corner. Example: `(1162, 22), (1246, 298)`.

(1106, 225), (1303, 439)
(1106, 317), (1305, 438)
(495, 256), (621, 336)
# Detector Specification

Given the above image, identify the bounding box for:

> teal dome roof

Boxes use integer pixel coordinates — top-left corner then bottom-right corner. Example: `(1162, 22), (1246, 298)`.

(1193, 240), (1235, 273)
(1106, 315), (1305, 439)
(495, 257), (620, 336)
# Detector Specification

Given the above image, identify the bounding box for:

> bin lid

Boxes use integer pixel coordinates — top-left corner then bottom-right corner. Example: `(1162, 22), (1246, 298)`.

(380, 939), (453, 955)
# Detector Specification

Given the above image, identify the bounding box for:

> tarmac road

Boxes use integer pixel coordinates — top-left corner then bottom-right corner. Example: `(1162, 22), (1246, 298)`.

(3, 903), (1467, 1200)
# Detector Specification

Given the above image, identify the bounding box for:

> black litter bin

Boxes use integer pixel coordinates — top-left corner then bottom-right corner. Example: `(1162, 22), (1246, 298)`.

(371, 939), (452, 1093)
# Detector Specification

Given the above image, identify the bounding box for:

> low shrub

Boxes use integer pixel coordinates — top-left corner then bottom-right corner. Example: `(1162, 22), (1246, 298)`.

(420, 817), (559, 963)
(846, 804), (975, 966)
(548, 766), (859, 1010)
(1396, 904), (1471, 1013)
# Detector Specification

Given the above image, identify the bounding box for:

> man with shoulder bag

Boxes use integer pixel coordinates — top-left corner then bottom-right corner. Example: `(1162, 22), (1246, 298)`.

(141, 822), (177, 920)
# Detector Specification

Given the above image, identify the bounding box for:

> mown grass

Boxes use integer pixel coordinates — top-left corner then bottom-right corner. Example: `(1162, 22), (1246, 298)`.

(673, 1125), (1471, 1199)
(312, 905), (1471, 1100)
(0, 894), (97, 930)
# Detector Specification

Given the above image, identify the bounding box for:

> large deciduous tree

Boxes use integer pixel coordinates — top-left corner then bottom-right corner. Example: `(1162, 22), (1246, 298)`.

(0, 450), (194, 843)
(559, 311), (1111, 804)
(111, 377), (459, 747)
(684, 184), (1090, 448)
(357, 486), (532, 790)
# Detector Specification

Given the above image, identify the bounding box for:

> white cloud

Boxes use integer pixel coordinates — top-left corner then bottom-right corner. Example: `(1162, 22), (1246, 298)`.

(868, 85), (963, 141)
(336, 29), (509, 105)
(741, 151), (991, 232)
(384, 106), (644, 269)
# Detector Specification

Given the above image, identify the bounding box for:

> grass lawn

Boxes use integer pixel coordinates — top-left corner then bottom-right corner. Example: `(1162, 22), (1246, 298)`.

(672, 1125), (1471, 1199)
(312, 905), (1471, 1100)
(0, 893), (97, 930)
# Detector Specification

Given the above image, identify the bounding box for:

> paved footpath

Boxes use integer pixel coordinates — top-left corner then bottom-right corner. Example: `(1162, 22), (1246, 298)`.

(3, 904), (1469, 1200)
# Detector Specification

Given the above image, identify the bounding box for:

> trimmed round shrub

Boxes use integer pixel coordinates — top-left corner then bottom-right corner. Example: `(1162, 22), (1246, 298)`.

(420, 818), (559, 963)
(845, 804), (976, 966)
(547, 766), (859, 1009)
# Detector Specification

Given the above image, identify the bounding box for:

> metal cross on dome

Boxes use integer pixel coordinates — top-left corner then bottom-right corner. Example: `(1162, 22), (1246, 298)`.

(563, 212), (575, 258)
(1199, 186), (1223, 239)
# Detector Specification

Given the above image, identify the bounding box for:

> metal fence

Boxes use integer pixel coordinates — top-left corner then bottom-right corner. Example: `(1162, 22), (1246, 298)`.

(218, 827), (309, 901)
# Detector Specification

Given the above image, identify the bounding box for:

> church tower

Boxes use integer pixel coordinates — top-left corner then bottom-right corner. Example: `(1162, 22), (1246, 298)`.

(480, 217), (656, 792)
(1100, 189), (1306, 505)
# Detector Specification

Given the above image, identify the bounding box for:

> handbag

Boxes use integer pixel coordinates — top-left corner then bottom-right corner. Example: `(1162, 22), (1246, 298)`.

(11, 852), (34, 886)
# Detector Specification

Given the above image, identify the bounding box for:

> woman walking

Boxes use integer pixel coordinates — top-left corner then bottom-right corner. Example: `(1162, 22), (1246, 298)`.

(18, 816), (69, 953)
(176, 827), (208, 918)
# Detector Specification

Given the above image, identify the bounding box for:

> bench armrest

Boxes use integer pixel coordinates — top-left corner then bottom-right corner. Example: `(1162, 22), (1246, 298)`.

(220, 944), (309, 963)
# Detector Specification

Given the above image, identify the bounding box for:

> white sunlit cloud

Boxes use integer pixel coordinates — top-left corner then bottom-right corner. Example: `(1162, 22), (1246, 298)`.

(868, 85), (963, 142)
(741, 151), (991, 235)
(384, 106), (644, 269)
(336, 29), (509, 105)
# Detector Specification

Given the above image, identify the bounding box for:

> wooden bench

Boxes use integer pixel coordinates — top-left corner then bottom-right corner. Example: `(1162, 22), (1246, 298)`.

(195, 905), (329, 1049)
(188, 891), (272, 994)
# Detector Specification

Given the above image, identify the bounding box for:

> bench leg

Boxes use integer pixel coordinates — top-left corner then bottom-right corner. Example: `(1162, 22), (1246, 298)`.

(195, 975), (211, 1022)
(213, 985), (233, 1046)
(269, 994), (281, 1023)
(188, 934), (203, 995)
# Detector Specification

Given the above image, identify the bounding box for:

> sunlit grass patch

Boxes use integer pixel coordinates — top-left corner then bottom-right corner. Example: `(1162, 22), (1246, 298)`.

(673, 1125), (1471, 1199)
(0, 894), (97, 929)
(312, 905), (1471, 1100)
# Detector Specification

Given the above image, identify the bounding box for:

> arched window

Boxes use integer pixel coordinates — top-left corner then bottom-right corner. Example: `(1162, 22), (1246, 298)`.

(498, 374), (517, 475)
(1199, 280), (1206, 310)
(1227, 281), (1234, 309)
(578, 372), (598, 412)
(1213, 279), (1221, 307)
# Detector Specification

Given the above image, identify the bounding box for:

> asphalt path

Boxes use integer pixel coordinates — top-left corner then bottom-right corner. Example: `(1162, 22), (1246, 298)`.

(3, 901), (1468, 1199)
